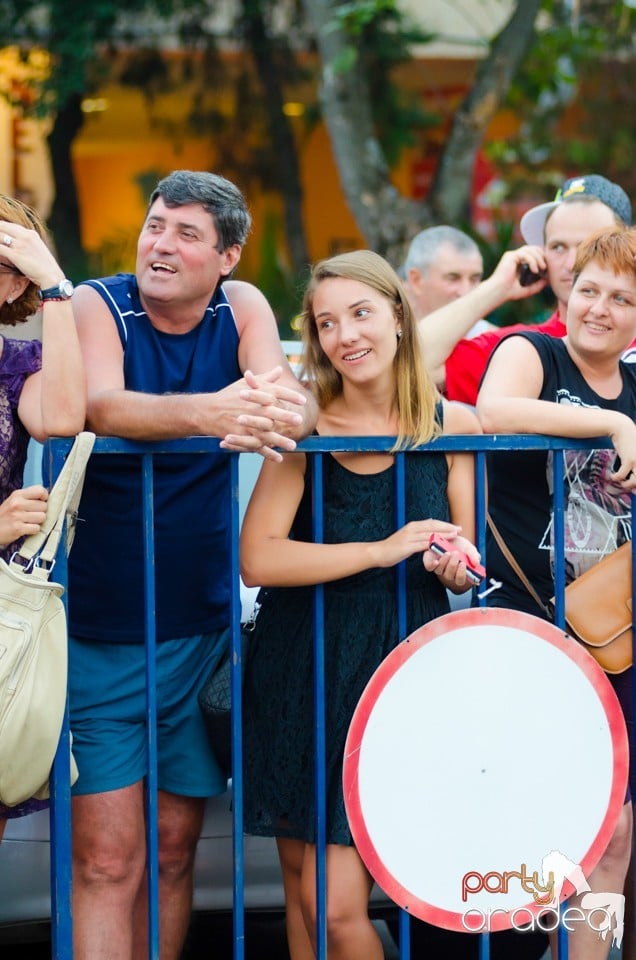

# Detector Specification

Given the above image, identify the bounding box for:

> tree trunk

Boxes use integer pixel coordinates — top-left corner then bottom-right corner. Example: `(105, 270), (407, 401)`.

(301, 0), (424, 259)
(240, 0), (311, 278)
(46, 93), (88, 280)
(301, 0), (542, 265)
(431, 0), (542, 224)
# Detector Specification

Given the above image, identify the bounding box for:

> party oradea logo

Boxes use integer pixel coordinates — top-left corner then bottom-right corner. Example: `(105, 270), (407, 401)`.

(461, 849), (625, 948)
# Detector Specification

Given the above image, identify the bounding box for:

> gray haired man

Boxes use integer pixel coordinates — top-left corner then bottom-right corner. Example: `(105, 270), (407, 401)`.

(401, 225), (492, 336)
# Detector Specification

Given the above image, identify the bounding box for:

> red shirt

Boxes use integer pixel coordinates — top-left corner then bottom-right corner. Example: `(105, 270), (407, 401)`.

(443, 311), (566, 406)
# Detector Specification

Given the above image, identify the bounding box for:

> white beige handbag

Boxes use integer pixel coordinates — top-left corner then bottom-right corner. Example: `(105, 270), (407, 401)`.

(0, 432), (95, 806)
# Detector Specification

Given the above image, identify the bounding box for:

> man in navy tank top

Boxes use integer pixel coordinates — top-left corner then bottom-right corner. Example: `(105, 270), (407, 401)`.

(66, 170), (317, 959)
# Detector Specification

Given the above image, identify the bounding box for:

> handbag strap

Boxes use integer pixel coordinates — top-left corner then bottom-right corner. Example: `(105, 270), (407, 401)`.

(15, 431), (96, 574)
(486, 512), (547, 613)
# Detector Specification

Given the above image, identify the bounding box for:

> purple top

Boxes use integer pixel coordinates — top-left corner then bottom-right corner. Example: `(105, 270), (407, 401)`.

(0, 335), (48, 821)
(0, 336), (42, 559)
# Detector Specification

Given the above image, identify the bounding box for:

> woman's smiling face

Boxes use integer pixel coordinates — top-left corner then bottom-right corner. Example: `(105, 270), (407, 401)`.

(567, 261), (636, 358)
(313, 277), (401, 383)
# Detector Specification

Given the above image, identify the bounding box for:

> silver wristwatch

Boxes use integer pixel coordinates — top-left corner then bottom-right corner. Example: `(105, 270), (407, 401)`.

(38, 279), (75, 302)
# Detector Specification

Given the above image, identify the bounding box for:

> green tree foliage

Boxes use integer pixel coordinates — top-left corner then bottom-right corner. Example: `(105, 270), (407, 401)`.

(0, 0), (207, 277)
(301, 0), (543, 260)
(326, 0), (437, 165)
(0, 0), (311, 320)
(302, 0), (636, 266)
(3, 0), (635, 312)
(488, 0), (636, 203)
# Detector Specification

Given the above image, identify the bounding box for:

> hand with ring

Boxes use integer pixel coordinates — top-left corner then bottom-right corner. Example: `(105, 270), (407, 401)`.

(0, 219), (68, 290)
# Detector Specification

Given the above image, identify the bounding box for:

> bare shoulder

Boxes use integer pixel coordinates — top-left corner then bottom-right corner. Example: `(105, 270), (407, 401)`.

(225, 280), (293, 377)
(71, 283), (124, 395)
(224, 279), (276, 328)
(72, 283), (122, 363)
(479, 333), (544, 398)
(487, 331), (543, 366)
(72, 282), (113, 320)
(442, 399), (482, 436)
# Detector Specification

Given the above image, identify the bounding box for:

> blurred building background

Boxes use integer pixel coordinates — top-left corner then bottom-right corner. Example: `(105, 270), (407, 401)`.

(1, 1), (634, 332)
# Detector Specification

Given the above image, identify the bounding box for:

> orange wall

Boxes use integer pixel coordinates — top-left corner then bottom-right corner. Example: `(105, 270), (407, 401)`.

(72, 81), (370, 281)
(70, 54), (516, 283)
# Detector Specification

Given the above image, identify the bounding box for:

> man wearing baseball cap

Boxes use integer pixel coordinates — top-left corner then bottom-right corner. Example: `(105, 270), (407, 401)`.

(417, 173), (632, 404)
(520, 174), (631, 245)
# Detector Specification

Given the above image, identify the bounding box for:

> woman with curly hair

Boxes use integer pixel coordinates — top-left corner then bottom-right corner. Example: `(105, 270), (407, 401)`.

(0, 195), (85, 838)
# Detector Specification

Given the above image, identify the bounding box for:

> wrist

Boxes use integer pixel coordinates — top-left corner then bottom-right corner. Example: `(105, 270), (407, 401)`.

(476, 275), (510, 314)
(179, 393), (210, 436)
(38, 278), (74, 302)
(365, 542), (380, 568)
(609, 411), (631, 440)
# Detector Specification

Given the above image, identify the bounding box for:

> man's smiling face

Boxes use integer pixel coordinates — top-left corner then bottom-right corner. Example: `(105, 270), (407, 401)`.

(136, 197), (239, 309)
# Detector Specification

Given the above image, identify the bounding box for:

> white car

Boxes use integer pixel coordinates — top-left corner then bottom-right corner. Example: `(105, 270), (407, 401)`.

(0, 787), (394, 944)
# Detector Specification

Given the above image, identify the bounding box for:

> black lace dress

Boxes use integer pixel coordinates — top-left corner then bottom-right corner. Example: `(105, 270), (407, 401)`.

(242, 445), (452, 846)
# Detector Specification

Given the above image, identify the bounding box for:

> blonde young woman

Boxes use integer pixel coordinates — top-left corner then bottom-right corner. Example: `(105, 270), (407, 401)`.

(240, 250), (481, 959)
(0, 196), (85, 840)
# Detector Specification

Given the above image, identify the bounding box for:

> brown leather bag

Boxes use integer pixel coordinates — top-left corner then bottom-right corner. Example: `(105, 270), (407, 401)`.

(488, 514), (632, 675)
(557, 541), (632, 675)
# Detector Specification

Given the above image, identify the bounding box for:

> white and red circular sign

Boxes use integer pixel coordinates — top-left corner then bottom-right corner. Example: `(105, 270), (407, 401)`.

(343, 608), (629, 932)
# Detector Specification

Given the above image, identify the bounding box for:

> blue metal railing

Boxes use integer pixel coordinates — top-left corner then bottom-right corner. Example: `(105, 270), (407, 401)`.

(44, 432), (631, 960)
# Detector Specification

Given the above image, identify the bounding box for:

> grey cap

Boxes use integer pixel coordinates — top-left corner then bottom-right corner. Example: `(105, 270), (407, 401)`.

(520, 175), (632, 246)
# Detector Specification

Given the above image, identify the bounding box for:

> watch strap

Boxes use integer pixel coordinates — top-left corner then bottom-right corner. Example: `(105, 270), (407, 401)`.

(39, 279), (74, 301)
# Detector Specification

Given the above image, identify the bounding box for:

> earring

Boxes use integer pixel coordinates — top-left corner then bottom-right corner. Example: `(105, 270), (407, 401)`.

(6, 297), (12, 304)
(396, 329), (402, 340)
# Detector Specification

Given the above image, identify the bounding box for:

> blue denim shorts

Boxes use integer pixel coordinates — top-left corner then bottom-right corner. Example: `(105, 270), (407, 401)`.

(68, 630), (229, 797)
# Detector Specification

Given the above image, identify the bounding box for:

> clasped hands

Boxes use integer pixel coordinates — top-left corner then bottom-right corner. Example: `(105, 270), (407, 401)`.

(220, 366), (307, 462)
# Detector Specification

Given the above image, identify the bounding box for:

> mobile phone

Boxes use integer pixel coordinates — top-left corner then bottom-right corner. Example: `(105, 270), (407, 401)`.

(428, 534), (486, 586)
(518, 262), (547, 287)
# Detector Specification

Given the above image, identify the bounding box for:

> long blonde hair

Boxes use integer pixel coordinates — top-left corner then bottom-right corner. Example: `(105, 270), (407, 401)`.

(300, 249), (441, 449)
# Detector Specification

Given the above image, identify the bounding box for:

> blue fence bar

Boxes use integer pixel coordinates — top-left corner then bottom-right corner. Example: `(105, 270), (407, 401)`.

(141, 454), (160, 959)
(42, 431), (628, 960)
(46, 438), (74, 960)
(311, 452), (329, 960)
(392, 453), (411, 960)
(229, 451), (246, 960)
(550, 451), (569, 960)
